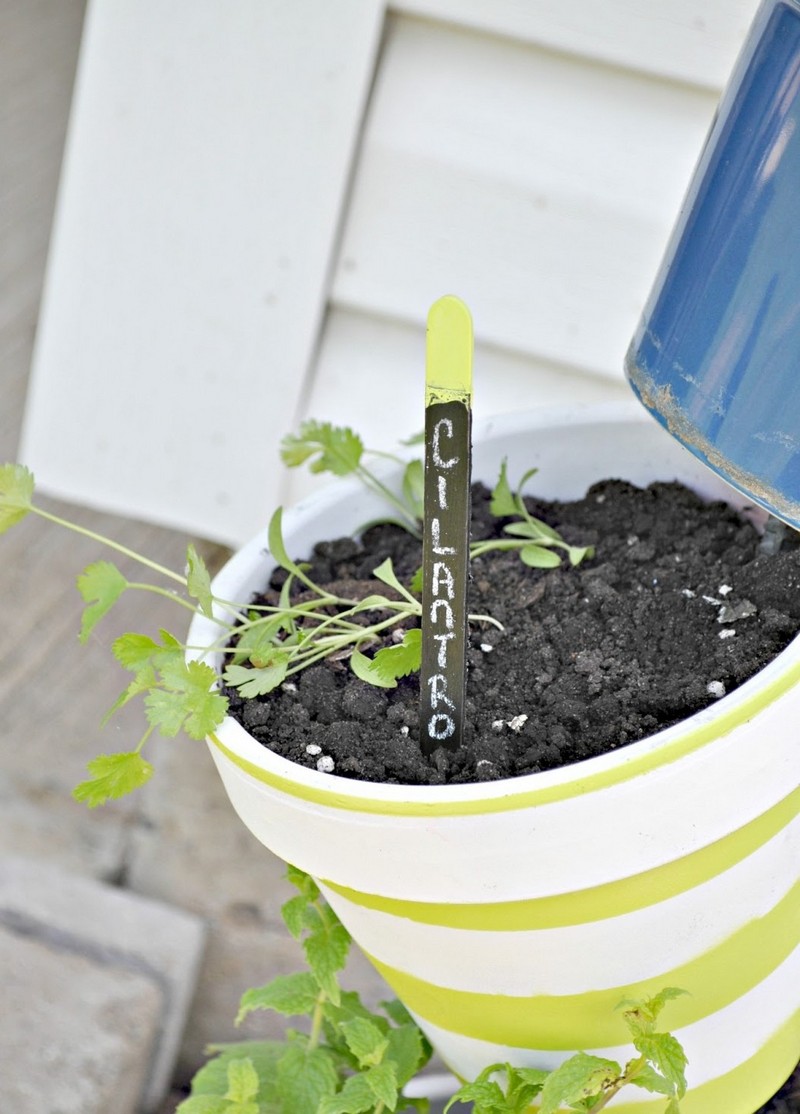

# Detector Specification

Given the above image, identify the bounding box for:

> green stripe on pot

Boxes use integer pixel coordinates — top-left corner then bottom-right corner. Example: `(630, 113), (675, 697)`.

(208, 652), (800, 815)
(364, 877), (800, 1049)
(322, 784), (800, 928)
(524, 1007), (800, 1113)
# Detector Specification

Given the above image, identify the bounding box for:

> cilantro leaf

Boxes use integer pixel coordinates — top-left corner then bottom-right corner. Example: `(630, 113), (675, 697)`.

(520, 544), (561, 568)
(186, 543), (214, 617)
(401, 459), (424, 520)
(223, 653), (289, 697)
(76, 561), (129, 643)
(0, 463), (34, 534)
(145, 659), (227, 739)
(281, 421), (364, 476)
(72, 752), (154, 808)
(113, 633), (163, 671)
(351, 629), (421, 689)
(489, 459), (518, 517)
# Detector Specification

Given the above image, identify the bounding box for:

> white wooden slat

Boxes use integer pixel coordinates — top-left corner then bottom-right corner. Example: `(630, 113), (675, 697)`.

(284, 308), (630, 505)
(332, 15), (719, 382)
(20, 0), (384, 546)
(393, 0), (761, 90)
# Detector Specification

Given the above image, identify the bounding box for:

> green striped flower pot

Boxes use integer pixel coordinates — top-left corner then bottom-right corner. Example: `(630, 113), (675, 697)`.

(189, 403), (800, 1113)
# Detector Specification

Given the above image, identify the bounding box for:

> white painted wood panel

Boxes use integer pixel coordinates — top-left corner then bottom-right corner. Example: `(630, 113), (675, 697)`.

(394, 0), (760, 89)
(20, 0), (384, 544)
(284, 308), (630, 505)
(331, 15), (720, 382)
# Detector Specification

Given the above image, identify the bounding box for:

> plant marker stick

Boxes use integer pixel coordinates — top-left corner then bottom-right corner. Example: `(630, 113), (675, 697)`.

(420, 296), (473, 755)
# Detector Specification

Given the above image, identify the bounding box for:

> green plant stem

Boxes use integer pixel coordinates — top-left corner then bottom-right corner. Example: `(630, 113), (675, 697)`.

(30, 504), (188, 585)
(355, 466), (421, 536)
(127, 581), (213, 617)
(585, 1058), (648, 1112)
(309, 990), (326, 1051)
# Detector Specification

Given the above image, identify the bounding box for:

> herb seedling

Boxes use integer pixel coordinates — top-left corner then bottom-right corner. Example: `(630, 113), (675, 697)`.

(446, 987), (688, 1113)
(178, 865), (433, 1114)
(180, 865), (689, 1114)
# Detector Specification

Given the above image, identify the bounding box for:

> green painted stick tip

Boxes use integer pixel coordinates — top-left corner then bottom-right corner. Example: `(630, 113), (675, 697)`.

(426, 296), (473, 406)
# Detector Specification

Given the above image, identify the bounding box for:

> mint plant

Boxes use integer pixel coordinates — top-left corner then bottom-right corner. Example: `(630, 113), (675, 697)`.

(177, 865), (433, 1114)
(178, 865), (688, 1114)
(446, 987), (688, 1113)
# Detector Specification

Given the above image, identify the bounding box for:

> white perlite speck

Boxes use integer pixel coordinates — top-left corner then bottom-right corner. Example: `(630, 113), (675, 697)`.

(400, 725), (409, 736)
(707, 680), (726, 698)
(316, 756), (335, 773)
(718, 584), (733, 596)
(681, 588), (696, 598)
(480, 643), (493, 653)
(305, 744), (322, 756)
(282, 682), (297, 692)
(508, 714), (528, 733)
(719, 628), (736, 639)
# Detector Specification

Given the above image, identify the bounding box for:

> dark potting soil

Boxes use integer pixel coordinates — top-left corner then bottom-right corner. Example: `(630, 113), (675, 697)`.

(223, 479), (800, 787)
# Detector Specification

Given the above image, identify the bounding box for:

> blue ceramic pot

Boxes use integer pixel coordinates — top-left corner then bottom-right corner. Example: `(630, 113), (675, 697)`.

(627, 0), (800, 529)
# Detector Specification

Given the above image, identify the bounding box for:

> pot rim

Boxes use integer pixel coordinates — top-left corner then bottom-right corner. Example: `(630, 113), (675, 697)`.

(190, 401), (800, 812)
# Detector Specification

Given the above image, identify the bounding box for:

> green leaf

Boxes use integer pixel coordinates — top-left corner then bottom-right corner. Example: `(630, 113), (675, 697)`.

(340, 1017), (389, 1068)
(73, 752), (154, 808)
(619, 988), (688, 1035)
(77, 561), (129, 643)
(223, 1057), (259, 1104)
(100, 665), (157, 726)
(402, 459), (424, 520)
(445, 1078), (506, 1112)
(568, 545), (593, 567)
(187, 543), (214, 618)
(276, 1043), (340, 1114)
(364, 1061), (399, 1109)
(187, 1040), (283, 1105)
(319, 1073), (377, 1114)
(385, 1024), (427, 1087)
(223, 653), (289, 697)
(281, 421), (364, 476)
(0, 463), (34, 534)
(409, 566), (423, 596)
(351, 629), (421, 689)
(489, 460), (517, 517)
(305, 921), (351, 1005)
(175, 1096), (231, 1114)
(113, 633), (162, 671)
(285, 864), (320, 900)
(281, 893), (313, 940)
(232, 617), (287, 666)
(145, 658), (227, 739)
(236, 973), (319, 1024)
(538, 1053), (622, 1114)
(370, 557), (419, 605)
(629, 1063), (674, 1097)
(520, 544), (561, 568)
(634, 1033), (688, 1098)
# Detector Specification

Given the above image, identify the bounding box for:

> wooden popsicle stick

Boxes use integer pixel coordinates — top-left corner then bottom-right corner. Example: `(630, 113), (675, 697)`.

(420, 296), (473, 755)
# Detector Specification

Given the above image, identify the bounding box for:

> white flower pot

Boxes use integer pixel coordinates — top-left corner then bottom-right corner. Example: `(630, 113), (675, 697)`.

(188, 402), (800, 1113)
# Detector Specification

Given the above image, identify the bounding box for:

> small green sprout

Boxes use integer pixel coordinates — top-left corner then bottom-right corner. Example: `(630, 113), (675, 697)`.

(446, 987), (688, 1113)
(178, 866), (433, 1114)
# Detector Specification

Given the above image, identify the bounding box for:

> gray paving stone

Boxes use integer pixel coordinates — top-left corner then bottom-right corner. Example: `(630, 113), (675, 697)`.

(2, 930), (161, 1114)
(0, 856), (206, 1112)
